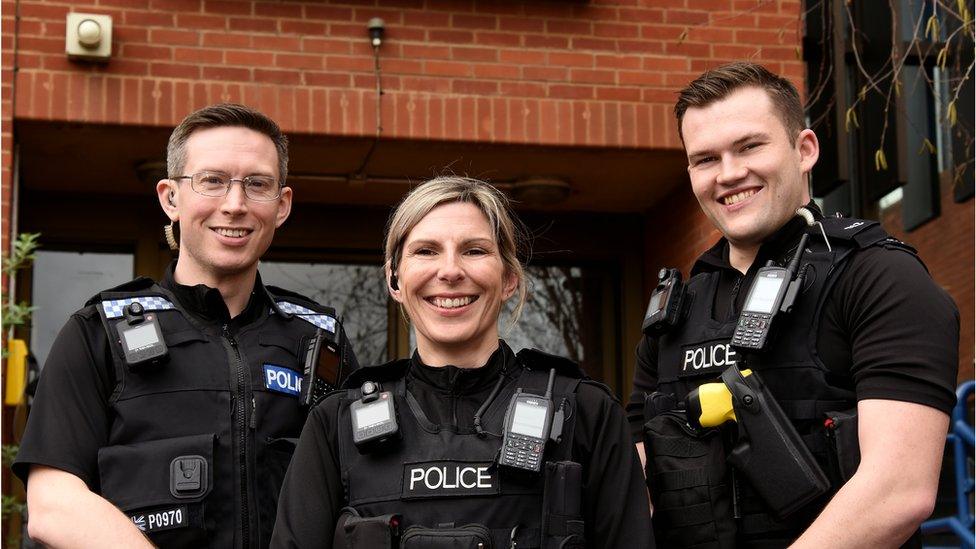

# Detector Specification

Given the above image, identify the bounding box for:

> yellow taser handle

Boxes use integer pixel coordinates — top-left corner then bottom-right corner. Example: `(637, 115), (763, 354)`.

(695, 369), (753, 428)
(5, 338), (28, 405)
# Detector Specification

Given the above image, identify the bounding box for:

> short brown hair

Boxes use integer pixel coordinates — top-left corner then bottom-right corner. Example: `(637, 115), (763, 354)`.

(384, 176), (529, 327)
(674, 62), (805, 144)
(167, 103), (289, 184)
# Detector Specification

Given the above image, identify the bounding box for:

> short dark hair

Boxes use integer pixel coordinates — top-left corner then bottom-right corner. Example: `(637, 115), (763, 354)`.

(674, 62), (805, 144)
(167, 103), (289, 184)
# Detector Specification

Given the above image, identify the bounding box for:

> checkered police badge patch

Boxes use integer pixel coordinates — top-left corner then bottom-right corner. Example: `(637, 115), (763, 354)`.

(102, 297), (176, 319)
(274, 301), (337, 333)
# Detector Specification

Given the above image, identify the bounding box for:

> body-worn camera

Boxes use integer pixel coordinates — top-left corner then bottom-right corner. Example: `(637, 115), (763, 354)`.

(350, 381), (400, 454)
(642, 268), (687, 336)
(116, 302), (168, 371)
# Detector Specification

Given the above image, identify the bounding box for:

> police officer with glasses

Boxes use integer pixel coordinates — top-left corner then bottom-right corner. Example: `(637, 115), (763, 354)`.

(14, 104), (357, 548)
(271, 177), (653, 549)
(629, 63), (959, 548)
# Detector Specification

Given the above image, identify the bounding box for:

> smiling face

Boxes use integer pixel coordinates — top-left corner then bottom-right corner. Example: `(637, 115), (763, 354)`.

(392, 201), (518, 366)
(157, 126), (292, 287)
(682, 86), (818, 258)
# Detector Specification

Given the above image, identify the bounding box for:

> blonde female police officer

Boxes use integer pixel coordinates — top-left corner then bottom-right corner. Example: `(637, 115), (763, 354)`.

(271, 177), (653, 549)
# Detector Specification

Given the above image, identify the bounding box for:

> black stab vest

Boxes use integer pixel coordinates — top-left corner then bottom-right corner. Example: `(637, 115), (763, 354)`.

(92, 279), (337, 549)
(651, 217), (920, 545)
(336, 351), (584, 549)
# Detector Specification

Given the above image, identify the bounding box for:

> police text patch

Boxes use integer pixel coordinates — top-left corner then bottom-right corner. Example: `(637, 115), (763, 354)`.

(130, 506), (188, 533)
(264, 364), (303, 396)
(679, 340), (739, 376)
(401, 461), (499, 499)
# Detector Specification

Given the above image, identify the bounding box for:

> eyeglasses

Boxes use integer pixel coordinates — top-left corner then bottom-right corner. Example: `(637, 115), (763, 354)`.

(174, 171), (283, 201)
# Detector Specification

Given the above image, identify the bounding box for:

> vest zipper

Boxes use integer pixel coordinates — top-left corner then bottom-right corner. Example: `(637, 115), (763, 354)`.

(223, 324), (251, 548)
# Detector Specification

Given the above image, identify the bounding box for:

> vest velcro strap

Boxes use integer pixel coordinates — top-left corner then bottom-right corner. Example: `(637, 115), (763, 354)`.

(738, 512), (792, 535)
(654, 468), (712, 490)
(650, 435), (711, 458)
(659, 502), (717, 528)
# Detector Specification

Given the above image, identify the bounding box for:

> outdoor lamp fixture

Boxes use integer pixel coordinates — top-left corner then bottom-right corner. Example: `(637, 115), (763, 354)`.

(65, 13), (112, 62)
(353, 18), (387, 183)
(367, 18), (385, 48)
(511, 177), (572, 206)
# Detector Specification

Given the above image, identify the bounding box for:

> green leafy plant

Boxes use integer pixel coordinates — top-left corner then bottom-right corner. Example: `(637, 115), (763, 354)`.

(1, 233), (41, 538)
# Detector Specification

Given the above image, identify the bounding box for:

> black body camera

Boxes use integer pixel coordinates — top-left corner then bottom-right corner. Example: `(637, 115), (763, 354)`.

(350, 381), (400, 454)
(116, 302), (168, 371)
(642, 268), (687, 336)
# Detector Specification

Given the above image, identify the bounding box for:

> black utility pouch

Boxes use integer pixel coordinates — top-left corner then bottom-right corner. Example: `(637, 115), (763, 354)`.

(824, 409), (860, 484)
(643, 404), (736, 549)
(333, 507), (401, 549)
(541, 461), (585, 549)
(400, 523), (492, 549)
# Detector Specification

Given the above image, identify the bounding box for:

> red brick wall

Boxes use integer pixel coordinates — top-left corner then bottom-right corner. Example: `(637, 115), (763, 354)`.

(643, 183), (718, 291)
(881, 181), (975, 384)
(2, 2), (14, 262)
(6, 0), (804, 144)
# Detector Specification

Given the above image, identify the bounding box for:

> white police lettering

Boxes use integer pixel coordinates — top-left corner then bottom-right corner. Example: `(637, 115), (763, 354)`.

(844, 221), (864, 230)
(148, 508), (183, 530)
(409, 465), (493, 490)
(263, 364), (303, 396)
(682, 343), (738, 372)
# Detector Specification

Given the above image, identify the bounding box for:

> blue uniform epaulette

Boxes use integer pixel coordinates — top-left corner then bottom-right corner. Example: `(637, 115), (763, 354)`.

(342, 358), (411, 390)
(84, 277), (157, 307)
(516, 348), (587, 379)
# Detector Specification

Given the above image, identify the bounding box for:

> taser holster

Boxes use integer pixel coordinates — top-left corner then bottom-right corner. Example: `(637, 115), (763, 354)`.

(719, 366), (830, 519)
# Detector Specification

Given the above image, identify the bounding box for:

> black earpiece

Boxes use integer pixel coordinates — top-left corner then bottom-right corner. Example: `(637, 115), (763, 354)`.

(168, 191), (176, 206)
(390, 273), (399, 291)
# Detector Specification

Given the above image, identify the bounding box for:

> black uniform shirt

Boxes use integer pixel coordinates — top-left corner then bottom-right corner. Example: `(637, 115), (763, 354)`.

(13, 264), (270, 488)
(271, 343), (654, 548)
(626, 211), (960, 439)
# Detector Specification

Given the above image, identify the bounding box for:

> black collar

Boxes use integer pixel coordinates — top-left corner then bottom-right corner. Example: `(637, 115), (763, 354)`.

(408, 340), (517, 395)
(160, 262), (269, 328)
(692, 201), (823, 275)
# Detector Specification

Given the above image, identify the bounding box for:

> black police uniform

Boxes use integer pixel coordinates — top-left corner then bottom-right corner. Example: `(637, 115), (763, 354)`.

(14, 264), (358, 548)
(627, 207), (959, 548)
(271, 341), (654, 549)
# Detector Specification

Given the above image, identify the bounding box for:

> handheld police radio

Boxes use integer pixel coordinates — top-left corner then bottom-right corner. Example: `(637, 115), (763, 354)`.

(642, 268), (687, 336)
(350, 381), (400, 454)
(731, 232), (809, 351)
(116, 302), (168, 371)
(499, 368), (559, 473)
(300, 328), (343, 409)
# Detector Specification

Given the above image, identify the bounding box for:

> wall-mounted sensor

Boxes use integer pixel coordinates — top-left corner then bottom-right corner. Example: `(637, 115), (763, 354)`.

(66, 13), (112, 62)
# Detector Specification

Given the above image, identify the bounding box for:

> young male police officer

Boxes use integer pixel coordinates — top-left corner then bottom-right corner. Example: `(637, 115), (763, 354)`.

(14, 104), (357, 548)
(629, 63), (959, 547)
